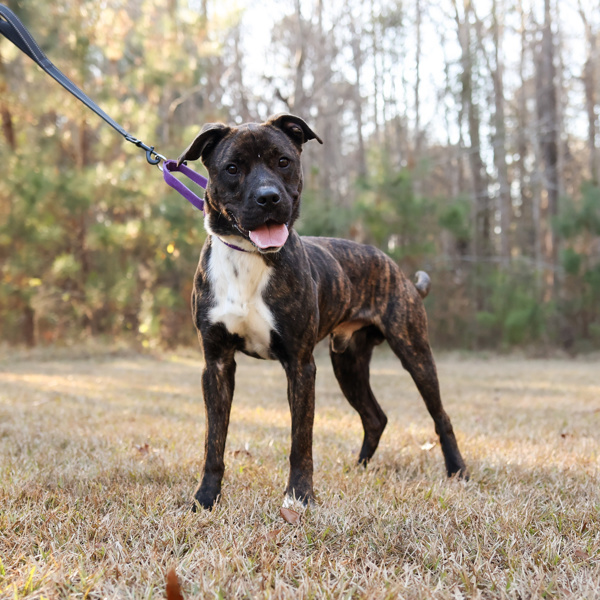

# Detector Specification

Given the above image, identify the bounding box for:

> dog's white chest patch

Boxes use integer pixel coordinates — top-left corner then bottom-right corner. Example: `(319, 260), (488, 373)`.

(207, 239), (276, 358)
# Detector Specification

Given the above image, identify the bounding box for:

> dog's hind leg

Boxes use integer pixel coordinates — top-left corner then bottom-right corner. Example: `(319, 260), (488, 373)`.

(330, 326), (388, 466)
(384, 309), (467, 479)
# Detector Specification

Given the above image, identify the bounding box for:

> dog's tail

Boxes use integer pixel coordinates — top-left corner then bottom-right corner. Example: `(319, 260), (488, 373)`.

(414, 270), (431, 299)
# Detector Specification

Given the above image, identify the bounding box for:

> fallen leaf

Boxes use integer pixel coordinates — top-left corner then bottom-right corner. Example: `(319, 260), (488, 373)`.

(136, 443), (150, 455)
(233, 449), (252, 458)
(166, 568), (184, 600)
(267, 527), (283, 541)
(574, 549), (590, 561)
(420, 441), (436, 451)
(280, 507), (301, 525)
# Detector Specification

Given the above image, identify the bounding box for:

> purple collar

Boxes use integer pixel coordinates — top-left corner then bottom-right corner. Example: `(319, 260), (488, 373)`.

(217, 237), (250, 253)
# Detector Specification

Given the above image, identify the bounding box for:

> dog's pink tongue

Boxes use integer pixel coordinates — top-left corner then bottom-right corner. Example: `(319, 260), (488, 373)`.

(249, 223), (289, 249)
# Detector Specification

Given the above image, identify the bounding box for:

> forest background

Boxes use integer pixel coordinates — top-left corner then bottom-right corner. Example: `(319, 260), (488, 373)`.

(1, 0), (599, 352)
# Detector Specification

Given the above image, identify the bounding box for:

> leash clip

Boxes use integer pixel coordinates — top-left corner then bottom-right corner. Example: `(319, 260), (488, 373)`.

(124, 134), (166, 166)
(145, 148), (162, 165)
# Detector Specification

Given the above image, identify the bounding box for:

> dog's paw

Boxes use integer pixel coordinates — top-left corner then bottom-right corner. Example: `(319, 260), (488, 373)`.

(282, 491), (314, 511)
(192, 490), (220, 512)
(282, 495), (304, 511)
(357, 455), (371, 468)
(447, 465), (469, 482)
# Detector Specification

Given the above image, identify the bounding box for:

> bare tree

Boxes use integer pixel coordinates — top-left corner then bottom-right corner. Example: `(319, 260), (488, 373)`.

(515, 0), (537, 263)
(472, 0), (511, 262)
(578, 0), (598, 183)
(349, 15), (367, 179)
(535, 0), (560, 298)
(453, 0), (490, 262)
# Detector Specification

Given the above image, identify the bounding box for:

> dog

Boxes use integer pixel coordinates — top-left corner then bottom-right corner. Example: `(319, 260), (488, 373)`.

(177, 113), (467, 509)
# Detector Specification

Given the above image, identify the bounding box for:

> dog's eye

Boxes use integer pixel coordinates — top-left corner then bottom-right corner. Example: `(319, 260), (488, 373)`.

(278, 157), (290, 168)
(226, 164), (238, 175)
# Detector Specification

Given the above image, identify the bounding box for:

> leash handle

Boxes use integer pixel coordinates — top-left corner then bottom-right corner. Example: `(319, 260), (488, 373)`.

(0, 4), (165, 165)
(162, 160), (207, 212)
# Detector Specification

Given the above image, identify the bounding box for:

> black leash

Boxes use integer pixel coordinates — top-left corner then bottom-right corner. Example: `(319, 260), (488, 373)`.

(0, 4), (209, 212)
(0, 4), (165, 165)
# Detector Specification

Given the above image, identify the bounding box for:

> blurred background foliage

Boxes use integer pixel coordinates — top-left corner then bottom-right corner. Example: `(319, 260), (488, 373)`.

(1, 0), (599, 352)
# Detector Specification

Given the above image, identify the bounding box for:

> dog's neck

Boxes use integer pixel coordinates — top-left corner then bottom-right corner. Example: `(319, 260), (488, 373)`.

(204, 213), (257, 254)
(203, 213), (290, 256)
(217, 237), (250, 253)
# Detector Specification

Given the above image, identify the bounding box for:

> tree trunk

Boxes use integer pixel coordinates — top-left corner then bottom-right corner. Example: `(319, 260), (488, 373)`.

(23, 305), (36, 348)
(414, 0), (422, 159)
(370, 0), (381, 142)
(0, 48), (16, 151)
(454, 0), (490, 263)
(232, 24), (251, 122)
(291, 0), (306, 113)
(491, 0), (511, 262)
(413, 0), (423, 197)
(535, 0), (559, 300)
(350, 23), (367, 179)
(579, 2), (598, 184)
(516, 0), (535, 261)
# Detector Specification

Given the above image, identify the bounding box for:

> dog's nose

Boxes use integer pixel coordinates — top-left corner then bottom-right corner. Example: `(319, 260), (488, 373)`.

(255, 187), (281, 207)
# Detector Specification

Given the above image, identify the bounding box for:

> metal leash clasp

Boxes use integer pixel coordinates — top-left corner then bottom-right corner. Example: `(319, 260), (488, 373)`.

(145, 147), (162, 165)
(124, 134), (166, 166)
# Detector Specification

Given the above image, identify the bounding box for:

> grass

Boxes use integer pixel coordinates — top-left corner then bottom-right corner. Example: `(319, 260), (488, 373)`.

(0, 345), (599, 599)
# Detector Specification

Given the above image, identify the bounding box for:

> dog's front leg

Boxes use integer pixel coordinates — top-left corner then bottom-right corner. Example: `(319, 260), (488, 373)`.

(193, 353), (236, 510)
(284, 356), (317, 505)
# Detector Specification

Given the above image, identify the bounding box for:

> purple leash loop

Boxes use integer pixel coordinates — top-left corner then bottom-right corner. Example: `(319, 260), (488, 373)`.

(162, 160), (207, 212)
(162, 161), (248, 253)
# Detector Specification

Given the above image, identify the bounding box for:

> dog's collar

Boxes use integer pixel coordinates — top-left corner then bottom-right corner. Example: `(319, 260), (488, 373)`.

(205, 213), (253, 253)
(217, 236), (250, 253)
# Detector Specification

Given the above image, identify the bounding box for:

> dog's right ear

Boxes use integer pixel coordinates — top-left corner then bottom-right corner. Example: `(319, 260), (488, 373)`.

(177, 123), (230, 166)
(267, 114), (323, 147)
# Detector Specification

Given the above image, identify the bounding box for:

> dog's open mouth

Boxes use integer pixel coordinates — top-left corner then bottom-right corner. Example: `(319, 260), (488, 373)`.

(248, 220), (289, 250)
(225, 209), (289, 251)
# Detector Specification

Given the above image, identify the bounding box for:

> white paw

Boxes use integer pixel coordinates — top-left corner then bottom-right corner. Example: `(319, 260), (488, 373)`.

(282, 494), (307, 511)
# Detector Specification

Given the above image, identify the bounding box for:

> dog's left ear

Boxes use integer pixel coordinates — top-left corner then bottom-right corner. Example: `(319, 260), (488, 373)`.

(177, 123), (231, 166)
(267, 114), (323, 148)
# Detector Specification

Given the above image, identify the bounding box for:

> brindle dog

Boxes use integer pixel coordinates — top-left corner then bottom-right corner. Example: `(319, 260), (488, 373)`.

(178, 113), (467, 509)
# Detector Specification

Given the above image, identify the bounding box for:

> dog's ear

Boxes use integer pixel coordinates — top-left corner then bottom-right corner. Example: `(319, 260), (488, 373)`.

(267, 114), (323, 148)
(177, 123), (230, 166)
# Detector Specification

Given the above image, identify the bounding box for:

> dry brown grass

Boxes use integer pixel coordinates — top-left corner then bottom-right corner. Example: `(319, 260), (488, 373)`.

(1, 345), (599, 599)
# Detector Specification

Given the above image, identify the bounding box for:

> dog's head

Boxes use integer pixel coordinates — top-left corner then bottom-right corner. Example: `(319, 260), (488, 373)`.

(178, 114), (322, 253)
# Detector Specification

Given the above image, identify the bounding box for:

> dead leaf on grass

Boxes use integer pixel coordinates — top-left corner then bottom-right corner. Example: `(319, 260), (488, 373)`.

(166, 568), (184, 600)
(280, 507), (301, 525)
(135, 443), (161, 459)
(136, 443), (151, 455)
(267, 527), (284, 541)
(233, 449), (253, 458)
(574, 549), (590, 561)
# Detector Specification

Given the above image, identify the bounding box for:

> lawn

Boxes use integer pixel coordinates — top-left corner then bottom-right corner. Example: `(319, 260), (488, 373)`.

(0, 346), (599, 599)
